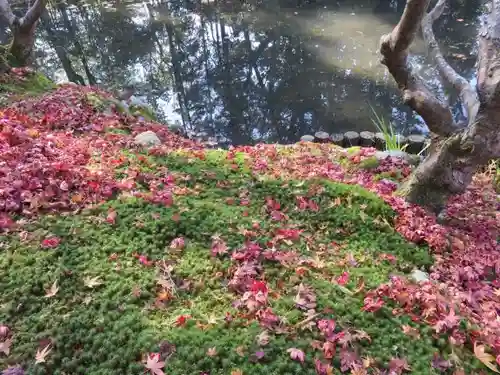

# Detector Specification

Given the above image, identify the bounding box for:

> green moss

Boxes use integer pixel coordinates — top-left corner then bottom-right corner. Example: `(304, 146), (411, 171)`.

(130, 104), (157, 121)
(0, 151), (476, 374)
(0, 71), (55, 98)
(346, 146), (361, 154)
(359, 156), (380, 170)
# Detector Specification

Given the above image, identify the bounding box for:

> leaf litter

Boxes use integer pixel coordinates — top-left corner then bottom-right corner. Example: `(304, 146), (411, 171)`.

(0, 72), (498, 374)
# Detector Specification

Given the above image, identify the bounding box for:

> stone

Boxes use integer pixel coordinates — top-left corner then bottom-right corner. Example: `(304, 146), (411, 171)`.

(410, 269), (430, 282)
(134, 131), (161, 147)
(300, 135), (315, 142)
(314, 131), (330, 143)
(374, 150), (423, 166)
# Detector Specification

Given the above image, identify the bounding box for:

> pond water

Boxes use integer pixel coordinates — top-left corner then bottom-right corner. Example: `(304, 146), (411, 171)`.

(1, 0), (484, 145)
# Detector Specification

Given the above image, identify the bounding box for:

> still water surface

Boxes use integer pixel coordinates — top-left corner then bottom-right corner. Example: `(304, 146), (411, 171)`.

(1, 0), (484, 145)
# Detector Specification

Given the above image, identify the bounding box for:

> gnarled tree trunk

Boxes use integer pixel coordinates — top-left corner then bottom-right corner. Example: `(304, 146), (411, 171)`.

(380, 0), (500, 213)
(0, 0), (47, 67)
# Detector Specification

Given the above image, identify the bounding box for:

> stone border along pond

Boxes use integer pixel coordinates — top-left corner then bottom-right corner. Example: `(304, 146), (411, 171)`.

(300, 131), (428, 155)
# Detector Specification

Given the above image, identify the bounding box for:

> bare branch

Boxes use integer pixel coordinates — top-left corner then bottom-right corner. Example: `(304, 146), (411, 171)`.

(477, 0), (500, 109)
(422, 0), (479, 126)
(20, 0), (47, 29)
(0, 0), (17, 26)
(380, 0), (457, 136)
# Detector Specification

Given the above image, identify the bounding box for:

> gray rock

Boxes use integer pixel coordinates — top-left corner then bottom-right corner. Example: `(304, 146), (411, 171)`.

(374, 150), (422, 166)
(410, 269), (430, 282)
(134, 131), (161, 147)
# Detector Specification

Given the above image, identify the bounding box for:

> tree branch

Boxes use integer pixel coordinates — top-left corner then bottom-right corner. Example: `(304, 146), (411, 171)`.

(380, 0), (457, 136)
(477, 0), (500, 109)
(0, 0), (17, 26)
(422, 0), (479, 126)
(20, 0), (47, 28)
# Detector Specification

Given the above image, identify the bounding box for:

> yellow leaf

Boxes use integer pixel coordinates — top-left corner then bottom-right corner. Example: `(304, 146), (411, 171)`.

(35, 344), (52, 364)
(83, 276), (103, 288)
(206, 347), (217, 357)
(474, 342), (500, 373)
(44, 281), (59, 298)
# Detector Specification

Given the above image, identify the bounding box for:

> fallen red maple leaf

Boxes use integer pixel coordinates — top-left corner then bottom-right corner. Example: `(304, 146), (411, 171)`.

(41, 237), (60, 249)
(287, 348), (305, 363)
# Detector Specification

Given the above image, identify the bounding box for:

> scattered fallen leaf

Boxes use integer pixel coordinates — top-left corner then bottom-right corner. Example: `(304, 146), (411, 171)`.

(256, 330), (270, 346)
(388, 357), (411, 374)
(44, 281), (59, 298)
(235, 346), (246, 357)
(169, 237), (185, 250)
(206, 346), (217, 357)
(145, 353), (165, 375)
(0, 338), (12, 356)
(106, 208), (117, 224)
(287, 347), (305, 363)
(83, 276), (103, 288)
(432, 353), (452, 372)
(354, 276), (365, 294)
(294, 283), (317, 310)
(41, 237), (60, 249)
(362, 356), (375, 368)
(474, 343), (500, 373)
(175, 315), (189, 326)
(401, 325), (420, 339)
(35, 343), (52, 363)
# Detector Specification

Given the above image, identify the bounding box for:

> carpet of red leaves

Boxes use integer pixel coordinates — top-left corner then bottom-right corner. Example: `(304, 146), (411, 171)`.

(1, 70), (499, 361)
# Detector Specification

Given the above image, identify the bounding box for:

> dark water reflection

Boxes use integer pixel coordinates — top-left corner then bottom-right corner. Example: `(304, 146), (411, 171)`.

(1, 0), (484, 145)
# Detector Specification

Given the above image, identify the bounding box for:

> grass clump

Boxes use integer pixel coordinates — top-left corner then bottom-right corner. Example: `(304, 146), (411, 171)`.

(369, 104), (407, 152)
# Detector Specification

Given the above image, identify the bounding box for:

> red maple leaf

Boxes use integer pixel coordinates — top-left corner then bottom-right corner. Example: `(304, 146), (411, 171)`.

(317, 319), (336, 339)
(175, 315), (189, 326)
(211, 237), (228, 257)
(41, 237), (60, 249)
(336, 271), (349, 286)
(250, 280), (268, 294)
(433, 308), (460, 333)
(361, 297), (384, 312)
(322, 341), (336, 359)
(340, 349), (361, 372)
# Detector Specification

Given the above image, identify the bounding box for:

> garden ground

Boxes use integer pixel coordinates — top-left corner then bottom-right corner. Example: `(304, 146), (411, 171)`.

(0, 69), (499, 375)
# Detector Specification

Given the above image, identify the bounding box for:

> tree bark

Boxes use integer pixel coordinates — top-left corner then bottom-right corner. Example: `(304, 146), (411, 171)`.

(0, 0), (47, 66)
(380, 0), (500, 213)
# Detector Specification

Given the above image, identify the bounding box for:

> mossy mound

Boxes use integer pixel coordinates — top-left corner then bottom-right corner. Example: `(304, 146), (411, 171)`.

(0, 69), (55, 100)
(0, 151), (485, 374)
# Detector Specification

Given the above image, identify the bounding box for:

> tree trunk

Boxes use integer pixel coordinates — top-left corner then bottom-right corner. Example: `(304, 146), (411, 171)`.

(380, 0), (500, 213)
(10, 22), (37, 66)
(398, 129), (493, 213)
(0, 0), (47, 66)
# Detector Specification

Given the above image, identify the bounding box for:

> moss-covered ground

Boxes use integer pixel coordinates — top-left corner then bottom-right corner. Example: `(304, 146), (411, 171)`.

(0, 70), (499, 375)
